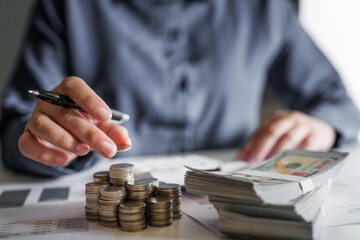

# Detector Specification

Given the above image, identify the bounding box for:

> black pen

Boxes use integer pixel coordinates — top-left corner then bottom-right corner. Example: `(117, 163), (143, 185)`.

(28, 90), (130, 124)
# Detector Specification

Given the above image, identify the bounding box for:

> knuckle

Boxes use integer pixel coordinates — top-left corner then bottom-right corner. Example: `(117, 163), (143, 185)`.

(289, 110), (302, 119)
(80, 94), (92, 107)
(61, 76), (83, 92)
(84, 126), (100, 143)
(62, 109), (76, 123)
(266, 125), (280, 136)
(57, 134), (73, 149)
(37, 152), (50, 164)
(30, 115), (46, 131)
(283, 132), (297, 143)
(302, 136), (315, 148)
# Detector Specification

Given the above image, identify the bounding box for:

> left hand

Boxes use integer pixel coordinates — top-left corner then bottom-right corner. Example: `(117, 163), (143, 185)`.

(236, 110), (336, 164)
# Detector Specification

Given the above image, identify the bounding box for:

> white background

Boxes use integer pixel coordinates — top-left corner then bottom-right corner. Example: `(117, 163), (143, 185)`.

(300, 0), (360, 114)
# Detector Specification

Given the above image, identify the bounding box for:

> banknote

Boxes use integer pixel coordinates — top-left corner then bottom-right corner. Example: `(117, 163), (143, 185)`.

(232, 150), (348, 182)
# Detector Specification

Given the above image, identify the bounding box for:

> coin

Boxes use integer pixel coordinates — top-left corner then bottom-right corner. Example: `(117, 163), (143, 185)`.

(119, 213), (146, 221)
(109, 163), (134, 186)
(93, 171), (110, 184)
(146, 196), (173, 227)
(118, 200), (147, 232)
(126, 177), (156, 201)
(85, 165), (183, 230)
(111, 163), (134, 169)
(157, 182), (182, 197)
(100, 221), (119, 228)
(97, 185), (126, 228)
(119, 201), (146, 211)
(120, 219), (146, 227)
(156, 183), (183, 220)
(84, 182), (104, 223)
(119, 224), (147, 232)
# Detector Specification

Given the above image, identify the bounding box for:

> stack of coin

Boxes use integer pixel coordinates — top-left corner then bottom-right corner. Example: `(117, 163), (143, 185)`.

(84, 182), (103, 223)
(150, 178), (159, 196)
(118, 201), (147, 232)
(156, 182), (183, 220)
(126, 177), (158, 201)
(93, 171), (110, 184)
(109, 163), (134, 186)
(147, 196), (173, 227)
(98, 185), (127, 228)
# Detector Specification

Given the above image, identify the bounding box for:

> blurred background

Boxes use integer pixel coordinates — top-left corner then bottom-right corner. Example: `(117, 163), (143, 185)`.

(0, 0), (359, 129)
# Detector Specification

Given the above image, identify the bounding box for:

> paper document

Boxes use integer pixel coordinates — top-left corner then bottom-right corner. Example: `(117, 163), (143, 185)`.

(181, 191), (220, 236)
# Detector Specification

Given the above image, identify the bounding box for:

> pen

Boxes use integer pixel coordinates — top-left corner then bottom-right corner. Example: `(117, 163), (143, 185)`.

(28, 90), (130, 124)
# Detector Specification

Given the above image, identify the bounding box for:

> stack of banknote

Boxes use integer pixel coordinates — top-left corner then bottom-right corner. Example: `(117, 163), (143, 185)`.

(184, 150), (348, 239)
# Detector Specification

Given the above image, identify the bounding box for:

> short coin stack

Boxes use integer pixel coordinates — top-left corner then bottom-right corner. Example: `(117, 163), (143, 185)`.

(118, 201), (147, 232)
(98, 185), (127, 228)
(126, 177), (158, 201)
(157, 182), (183, 220)
(85, 163), (183, 232)
(85, 182), (103, 223)
(147, 196), (173, 227)
(93, 171), (110, 184)
(109, 163), (134, 186)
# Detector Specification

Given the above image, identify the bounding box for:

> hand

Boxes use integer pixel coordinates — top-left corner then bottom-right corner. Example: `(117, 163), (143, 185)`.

(18, 76), (132, 166)
(237, 110), (336, 164)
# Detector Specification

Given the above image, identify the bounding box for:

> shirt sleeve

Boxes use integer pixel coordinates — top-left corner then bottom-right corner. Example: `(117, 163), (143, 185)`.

(0, 0), (100, 177)
(267, 2), (360, 147)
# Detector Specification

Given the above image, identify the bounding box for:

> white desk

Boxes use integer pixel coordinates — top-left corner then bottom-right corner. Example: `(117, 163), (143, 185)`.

(0, 144), (360, 240)
(318, 143), (360, 239)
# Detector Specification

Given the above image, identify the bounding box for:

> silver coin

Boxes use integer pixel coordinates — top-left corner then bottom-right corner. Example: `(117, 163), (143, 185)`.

(110, 163), (134, 169)
(158, 182), (180, 189)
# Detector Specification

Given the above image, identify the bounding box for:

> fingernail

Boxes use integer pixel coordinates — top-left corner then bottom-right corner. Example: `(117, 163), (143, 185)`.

(117, 144), (132, 152)
(101, 141), (116, 156)
(76, 143), (89, 155)
(96, 107), (112, 121)
(55, 156), (66, 165)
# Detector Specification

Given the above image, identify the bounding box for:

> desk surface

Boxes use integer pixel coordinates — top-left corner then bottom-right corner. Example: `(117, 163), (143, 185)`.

(0, 144), (360, 240)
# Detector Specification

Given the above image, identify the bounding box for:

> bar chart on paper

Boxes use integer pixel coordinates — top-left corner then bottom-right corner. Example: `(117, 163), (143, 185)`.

(0, 218), (88, 239)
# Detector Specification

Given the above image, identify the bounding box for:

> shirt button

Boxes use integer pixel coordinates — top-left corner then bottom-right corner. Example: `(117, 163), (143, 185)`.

(179, 76), (188, 91)
(167, 28), (180, 42)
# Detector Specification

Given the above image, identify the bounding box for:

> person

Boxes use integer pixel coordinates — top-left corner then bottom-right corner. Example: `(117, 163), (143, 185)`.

(1, 0), (359, 177)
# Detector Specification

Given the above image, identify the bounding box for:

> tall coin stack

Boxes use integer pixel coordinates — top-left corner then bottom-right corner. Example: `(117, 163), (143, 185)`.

(93, 171), (110, 184)
(109, 163), (134, 186)
(126, 177), (158, 201)
(118, 201), (147, 232)
(85, 182), (103, 223)
(157, 183), (183, 220)
(98, 185), (127, 228)
(146, 196), (173, 227)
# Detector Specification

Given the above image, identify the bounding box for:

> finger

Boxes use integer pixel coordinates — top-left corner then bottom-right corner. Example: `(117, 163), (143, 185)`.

(27, 112), (90, 156)
(56, 76), (112, 122)
(18, 130), (69, 166)
(237, 140), (255, 161)
(244, 116), (296, 163)
(96, 122), (132, 152)
(266, 124), (310, 158)
(237, 110), (292, 161)
(46, 107), (117, 158)
(299, 134), (320, 151)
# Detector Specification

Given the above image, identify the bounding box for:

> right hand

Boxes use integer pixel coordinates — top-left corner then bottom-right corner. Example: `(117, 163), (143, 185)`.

(18, 76), (132, 167)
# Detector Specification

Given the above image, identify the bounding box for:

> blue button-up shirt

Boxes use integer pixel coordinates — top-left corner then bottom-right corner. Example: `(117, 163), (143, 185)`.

(1, 0), (359, 177)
